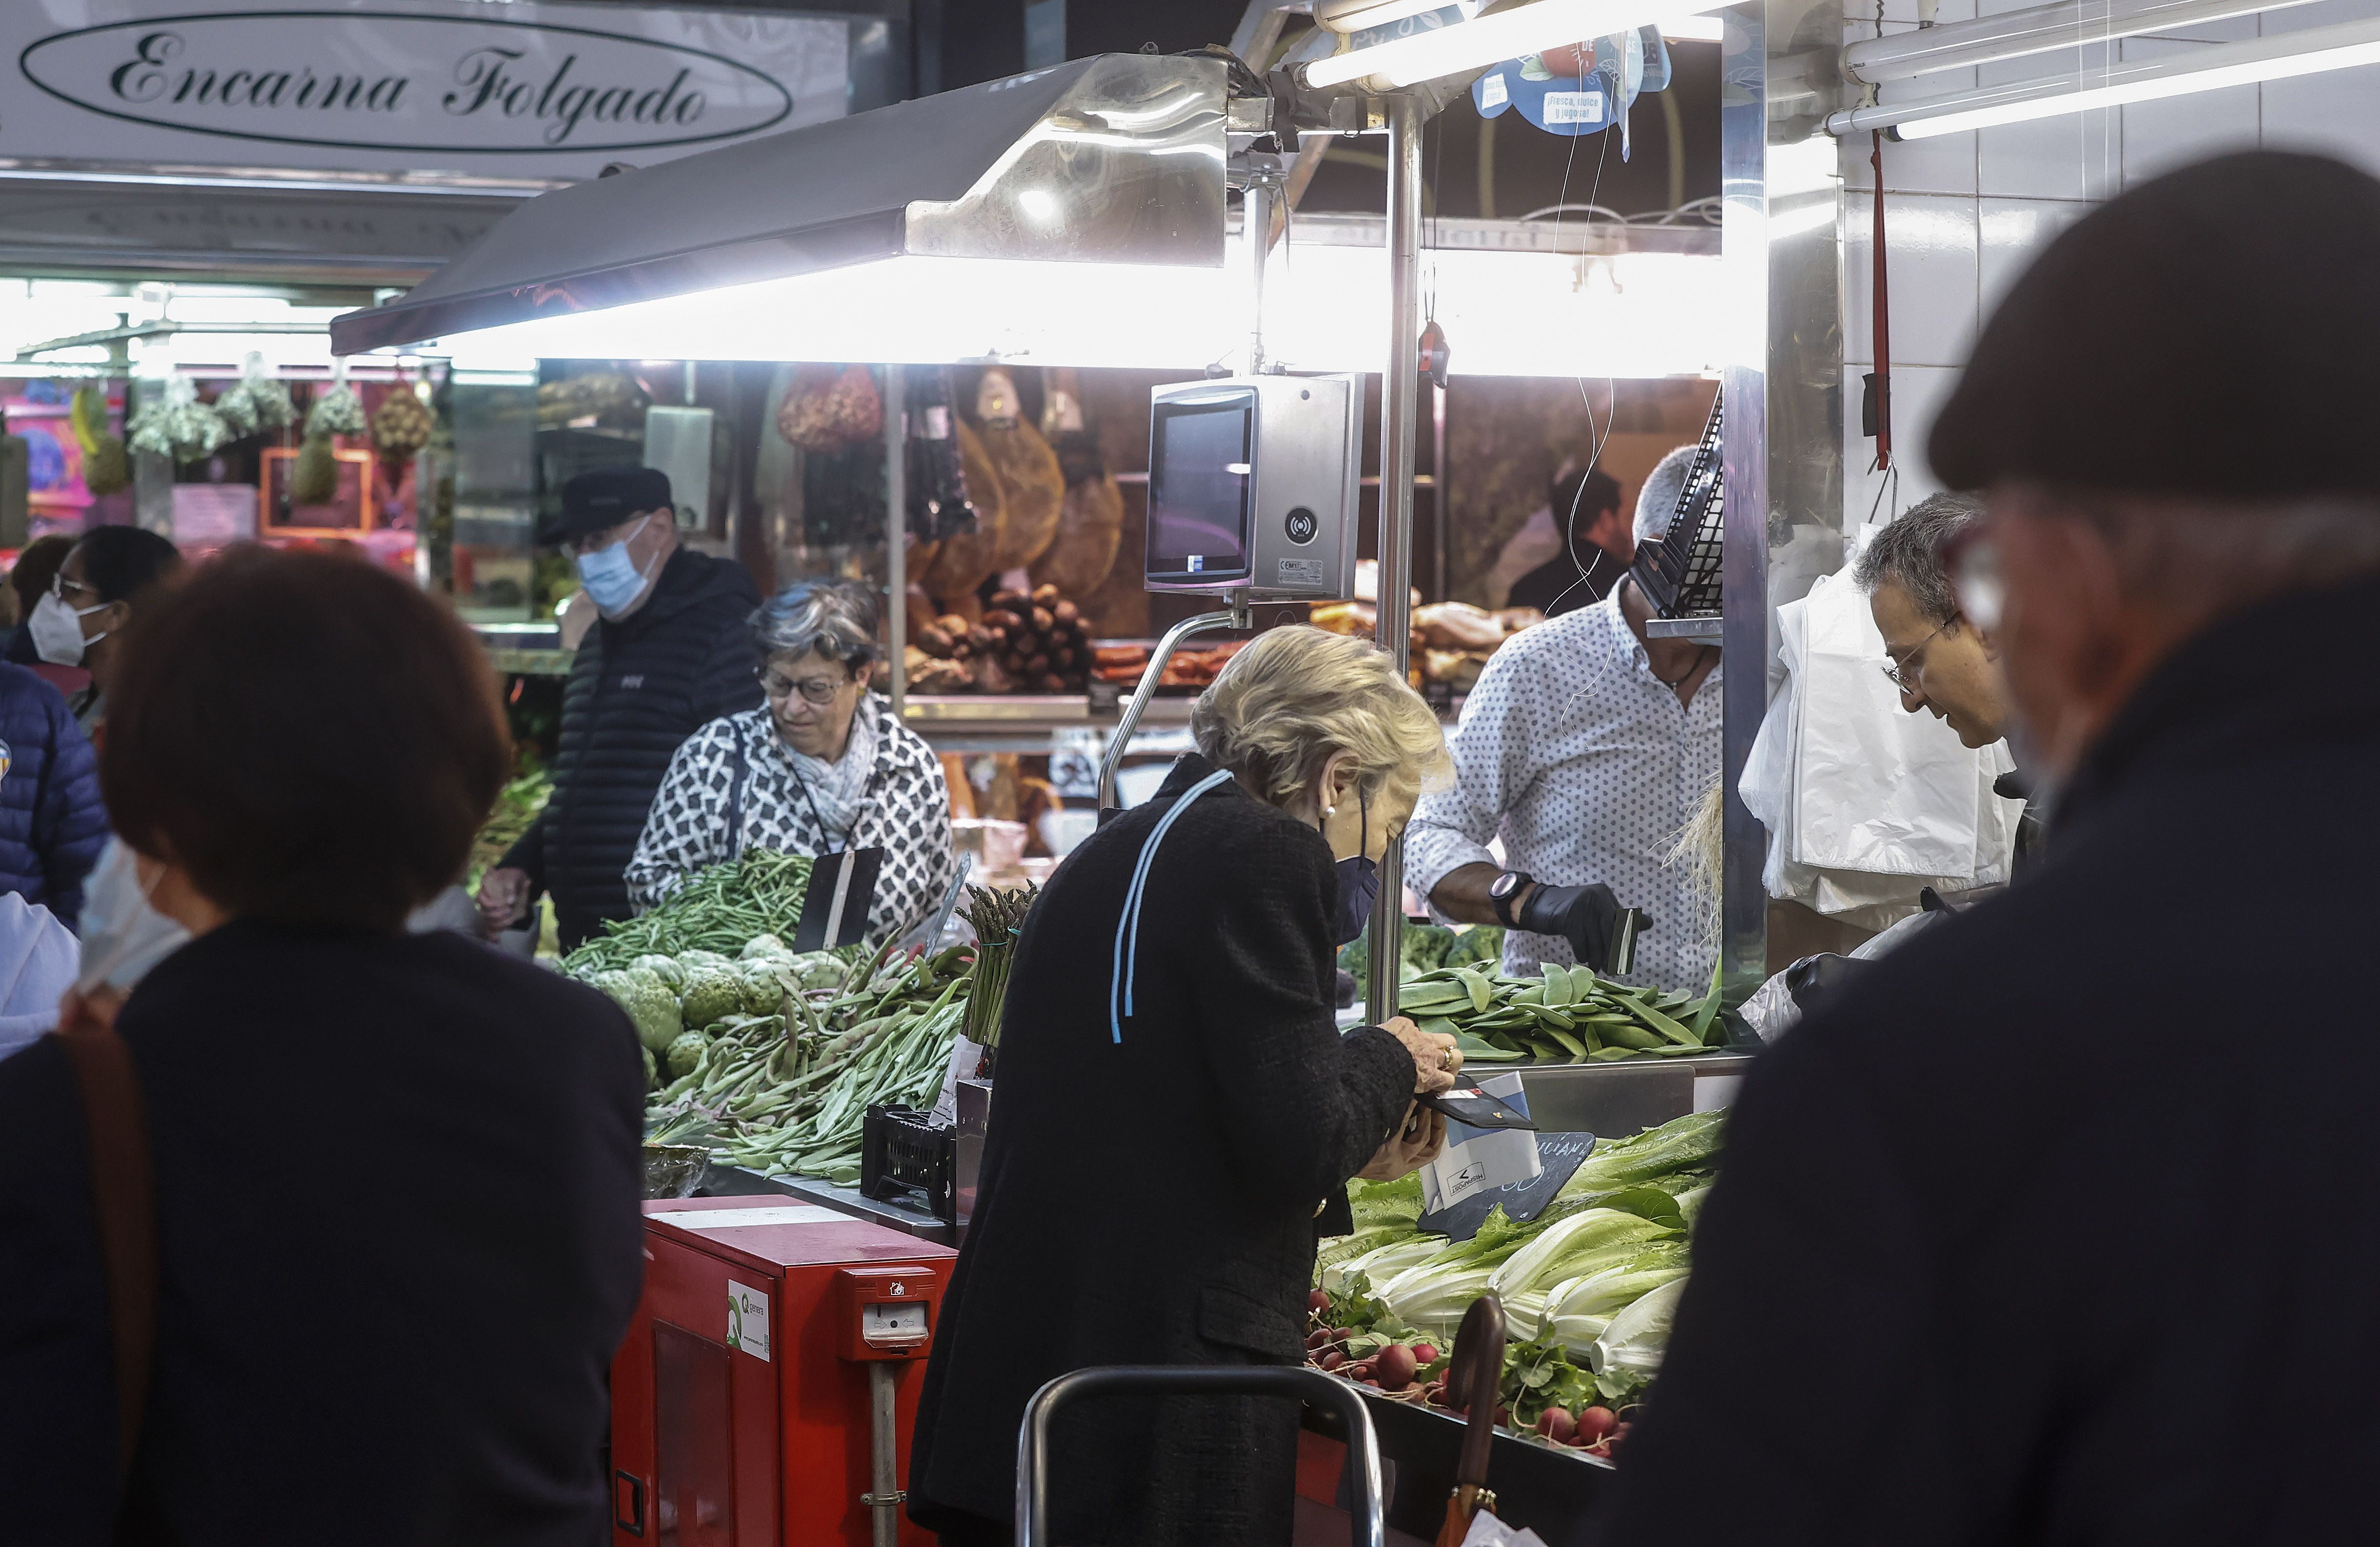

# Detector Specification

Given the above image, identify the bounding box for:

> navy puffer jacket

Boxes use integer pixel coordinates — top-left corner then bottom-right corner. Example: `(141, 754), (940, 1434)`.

(0, 663), (107, 928)
(500, 549), (762, 949)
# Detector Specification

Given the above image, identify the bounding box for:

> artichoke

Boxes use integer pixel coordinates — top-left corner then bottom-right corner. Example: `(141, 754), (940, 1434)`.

(631, 954), (687, 991)
(665, 1030), (711, 1079)
(678, 965), (744, 1029)
(591, 966), (683, 1054)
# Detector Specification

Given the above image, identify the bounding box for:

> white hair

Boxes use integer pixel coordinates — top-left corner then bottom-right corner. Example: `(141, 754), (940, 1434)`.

(1634, 445), (1702, 545)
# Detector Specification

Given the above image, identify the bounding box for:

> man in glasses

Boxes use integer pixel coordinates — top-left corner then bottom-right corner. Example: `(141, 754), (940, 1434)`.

(477, 467), (762, 949)
(1606, 151), (2380, 1544)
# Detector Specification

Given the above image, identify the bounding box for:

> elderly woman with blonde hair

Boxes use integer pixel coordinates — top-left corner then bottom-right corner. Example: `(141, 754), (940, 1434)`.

(908, 625), (1461, 1547)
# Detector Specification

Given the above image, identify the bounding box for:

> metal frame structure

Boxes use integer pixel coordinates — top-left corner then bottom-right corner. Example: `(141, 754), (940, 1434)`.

(1719, 0), (1847, 997)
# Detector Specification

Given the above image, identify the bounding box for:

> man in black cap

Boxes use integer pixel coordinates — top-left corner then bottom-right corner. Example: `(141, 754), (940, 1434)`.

(1603, 149), (2380, 1542)
(478, 467), (762, 948)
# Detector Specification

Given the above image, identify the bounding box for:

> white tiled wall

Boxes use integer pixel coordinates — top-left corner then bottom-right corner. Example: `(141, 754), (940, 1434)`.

(1835, 0), (2380, 529)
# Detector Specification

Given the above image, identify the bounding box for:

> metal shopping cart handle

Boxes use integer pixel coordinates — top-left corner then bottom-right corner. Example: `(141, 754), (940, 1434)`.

(1014, 1364), (1386, 1547)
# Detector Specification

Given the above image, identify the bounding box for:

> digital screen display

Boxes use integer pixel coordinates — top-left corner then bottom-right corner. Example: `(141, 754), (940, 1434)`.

(1147, 396), (1253, 583)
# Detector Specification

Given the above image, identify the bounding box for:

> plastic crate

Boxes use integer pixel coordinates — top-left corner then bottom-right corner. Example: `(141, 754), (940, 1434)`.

(860, 1105), (957, 1225)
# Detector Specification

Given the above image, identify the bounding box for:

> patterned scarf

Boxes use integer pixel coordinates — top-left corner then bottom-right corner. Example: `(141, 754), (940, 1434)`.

(777, 694), (879, 846)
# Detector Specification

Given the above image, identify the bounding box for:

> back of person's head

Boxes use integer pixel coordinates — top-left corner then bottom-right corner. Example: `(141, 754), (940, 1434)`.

(1635, 446), (1701, 545)
(1551, 468), (1623, 537)
(9, 535), (76, 619)
(1191, 626), (1448, 808)
(1853, 494), (1986, 622)
(752, 577), (879, 671)
(74, 525), (183, 606)
(103, 546), (509, 934)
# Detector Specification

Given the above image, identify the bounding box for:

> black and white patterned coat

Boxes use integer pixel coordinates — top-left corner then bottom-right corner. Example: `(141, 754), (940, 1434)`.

(625, 696), (957, 946)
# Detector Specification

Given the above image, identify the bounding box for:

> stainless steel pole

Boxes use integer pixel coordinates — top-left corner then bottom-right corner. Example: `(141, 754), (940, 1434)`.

(884, 363), (906, 720)
(1364, 93), (1423, 1029)
(866, 1361), (899, 1547)
(1096, 602), (1247, 812)
(1244, 172), (1273, 376)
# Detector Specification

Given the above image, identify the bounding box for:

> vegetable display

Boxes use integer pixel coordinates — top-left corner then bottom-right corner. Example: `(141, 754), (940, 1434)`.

(1396, 961), (1730, 1064)
(1338, 921), (1503, 988)
(467, 769), (552, 891)
(644, 941), (972, 1186)
(1309, 1109), (1726, 1461)
(561, 850), (817, 976)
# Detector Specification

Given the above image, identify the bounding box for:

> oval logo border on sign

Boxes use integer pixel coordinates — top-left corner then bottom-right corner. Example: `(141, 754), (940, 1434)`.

(17, 9), (800, 156)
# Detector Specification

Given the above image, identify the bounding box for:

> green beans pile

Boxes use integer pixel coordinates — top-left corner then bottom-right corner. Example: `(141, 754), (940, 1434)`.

(1399, 962), (1729, 1064)
(563, 850), (817, 976)
(646, 944), (973, 1186)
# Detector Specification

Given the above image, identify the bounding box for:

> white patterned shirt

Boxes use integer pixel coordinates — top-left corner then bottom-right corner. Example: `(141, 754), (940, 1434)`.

(626, 696), (958, 947)
(1403, 593), (1723, 991)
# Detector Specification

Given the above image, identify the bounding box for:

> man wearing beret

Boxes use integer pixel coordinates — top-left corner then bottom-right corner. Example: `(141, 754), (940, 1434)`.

(477, 467), (762, 949)
(1605, 149), (2380, 1540)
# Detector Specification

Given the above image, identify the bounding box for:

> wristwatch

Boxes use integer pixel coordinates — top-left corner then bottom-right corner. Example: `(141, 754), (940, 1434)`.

(1487, 870), (1533, 928)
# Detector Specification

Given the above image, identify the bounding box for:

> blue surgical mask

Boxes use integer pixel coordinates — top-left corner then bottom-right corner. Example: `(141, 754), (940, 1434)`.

(1326, 789), (1381, 945)
(1334, 855), (1382, 945)
(574, 515), (660, 616)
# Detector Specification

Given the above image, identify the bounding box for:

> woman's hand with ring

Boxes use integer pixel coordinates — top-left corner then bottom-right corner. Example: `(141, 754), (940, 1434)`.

(1358, 1104), (1448, 1180)
(1381, 1015), (1460, 1094)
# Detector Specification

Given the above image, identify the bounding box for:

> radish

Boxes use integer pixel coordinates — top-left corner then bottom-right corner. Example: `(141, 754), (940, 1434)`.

(1410, 1343), (1439, 1364)
(1493, 1405), (1512, 1427)
(1320, 1351), (1346, 1371)
(1375, 1345), (1418, 1391)
(1306, 1329), (1331, 1351)
(1575, 1407), (1616, 1441)
(1537, 1408), (1576, 1445)
(1308, 1289), (1331, 1314)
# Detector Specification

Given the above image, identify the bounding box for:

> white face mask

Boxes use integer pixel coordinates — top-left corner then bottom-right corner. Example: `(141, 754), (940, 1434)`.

(76, 840), (192, 995)
(30, 589), (107, 667)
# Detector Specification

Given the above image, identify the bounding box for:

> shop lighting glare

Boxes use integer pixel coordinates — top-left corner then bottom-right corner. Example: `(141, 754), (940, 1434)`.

(1315, 0), (1480, 33)
(1827, 13), (2380, 139)
(1659, 15), (1726, 41)
(1302, 0), (1723, 90)
(423, 242), (1723, 380)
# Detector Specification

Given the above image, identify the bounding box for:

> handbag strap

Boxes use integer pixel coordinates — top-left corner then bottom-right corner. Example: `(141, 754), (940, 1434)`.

(57, 1010), (158, 1480)
(726, 726), (749, 864)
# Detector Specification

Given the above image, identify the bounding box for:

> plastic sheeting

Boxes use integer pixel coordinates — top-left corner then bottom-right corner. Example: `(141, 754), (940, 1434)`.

(1740, 567), (2023, 933)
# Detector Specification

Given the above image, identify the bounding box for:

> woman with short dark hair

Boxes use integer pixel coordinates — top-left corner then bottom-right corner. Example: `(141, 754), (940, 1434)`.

(0, 546), (645, 1545)
(627, 576), (957, 945)
(31, 524), (183, 734)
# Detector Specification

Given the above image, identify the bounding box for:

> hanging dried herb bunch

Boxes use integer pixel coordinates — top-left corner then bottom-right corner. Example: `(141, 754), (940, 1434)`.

(213, 351), (294, 438)
(125, 374), (229, 465)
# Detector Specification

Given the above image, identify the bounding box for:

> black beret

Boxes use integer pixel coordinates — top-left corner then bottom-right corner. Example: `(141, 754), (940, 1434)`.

(1931, 150), (2380, 500)
(552, 466), (673, 542)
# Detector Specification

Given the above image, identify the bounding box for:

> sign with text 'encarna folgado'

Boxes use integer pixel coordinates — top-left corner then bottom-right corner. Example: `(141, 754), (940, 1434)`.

(3, 0), (850, 179)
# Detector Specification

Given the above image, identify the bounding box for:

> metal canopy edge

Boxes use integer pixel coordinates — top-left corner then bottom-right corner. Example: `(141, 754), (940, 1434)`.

(331, 54), (1228, 357)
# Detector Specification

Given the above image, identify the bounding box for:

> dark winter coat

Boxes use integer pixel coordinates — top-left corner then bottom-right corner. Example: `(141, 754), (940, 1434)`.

(0, 919), (647, 1546)
(909, 754), (1416, 1547)
(1603, 574), (2380, 1545)
(0, 662), (108, 928)
(501, 548), (762, 947)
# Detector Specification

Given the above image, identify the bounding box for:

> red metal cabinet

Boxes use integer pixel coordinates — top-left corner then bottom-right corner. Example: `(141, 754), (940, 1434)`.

(613, 1199), (957, 1547)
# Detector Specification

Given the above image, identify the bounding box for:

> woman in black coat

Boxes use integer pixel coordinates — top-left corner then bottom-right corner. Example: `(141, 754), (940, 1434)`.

(0, 548), (645, 1546)
(910, 626), (1462, 1547)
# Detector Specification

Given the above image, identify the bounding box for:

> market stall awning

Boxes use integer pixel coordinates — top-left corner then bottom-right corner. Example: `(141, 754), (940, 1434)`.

(330, 54), (1227, 358)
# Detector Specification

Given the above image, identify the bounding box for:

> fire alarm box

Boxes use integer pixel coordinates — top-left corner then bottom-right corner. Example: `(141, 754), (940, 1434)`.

(612, 1199), (956, 1547)
(835, 1266), (943, 1362)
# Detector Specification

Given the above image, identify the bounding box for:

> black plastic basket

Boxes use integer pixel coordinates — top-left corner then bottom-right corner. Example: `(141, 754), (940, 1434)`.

(859, 1104), (957, 1224)
(1627, 389), (1725, 619)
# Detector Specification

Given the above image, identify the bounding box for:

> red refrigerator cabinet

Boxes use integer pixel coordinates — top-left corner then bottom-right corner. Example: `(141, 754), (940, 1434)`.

(613, 1197), (958, 1547)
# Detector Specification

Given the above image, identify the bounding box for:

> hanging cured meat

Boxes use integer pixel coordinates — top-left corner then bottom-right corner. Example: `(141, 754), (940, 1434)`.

(971, 367), (1065, 572)
(915, 418), (1008, 605)
(1028, 368), (1125, 596)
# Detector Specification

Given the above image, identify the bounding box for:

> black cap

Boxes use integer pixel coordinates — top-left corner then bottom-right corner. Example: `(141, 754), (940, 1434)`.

(1931, 151), (2380, 500)
(552, 466), (673, 543)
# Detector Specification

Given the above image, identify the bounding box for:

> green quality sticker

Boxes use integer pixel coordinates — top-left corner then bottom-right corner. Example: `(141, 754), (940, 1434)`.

(726, 1279), (771, 1362)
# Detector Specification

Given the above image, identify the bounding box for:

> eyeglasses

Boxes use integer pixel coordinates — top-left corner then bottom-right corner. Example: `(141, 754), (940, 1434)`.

(1880, 615), (1959, 693)
(758, 667), (854, 705)
(51, 574), (96, 602)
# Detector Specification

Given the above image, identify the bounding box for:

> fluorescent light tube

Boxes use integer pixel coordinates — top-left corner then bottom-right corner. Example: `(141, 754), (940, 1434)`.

(1828, 13), (2380, 139)
(1303, 0), (1722, 90)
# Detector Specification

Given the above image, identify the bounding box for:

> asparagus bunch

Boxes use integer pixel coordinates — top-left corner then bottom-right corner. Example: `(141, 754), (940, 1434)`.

(959, 882), (1038, 1049)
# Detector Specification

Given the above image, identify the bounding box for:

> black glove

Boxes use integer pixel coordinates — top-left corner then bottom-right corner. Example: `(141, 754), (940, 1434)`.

(1516, 882), (1647, 974)
(1782, 952), (1872, 1015)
